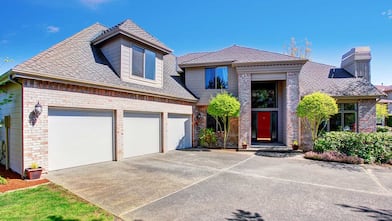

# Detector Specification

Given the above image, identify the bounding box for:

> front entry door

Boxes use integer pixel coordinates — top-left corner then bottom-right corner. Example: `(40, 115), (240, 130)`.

(257, 112), (271, 141)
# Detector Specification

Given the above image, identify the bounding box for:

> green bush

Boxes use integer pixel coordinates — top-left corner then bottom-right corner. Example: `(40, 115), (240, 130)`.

(377, 126), (390, 133)
(199, 128), (217, 147)
(0, 175), (7, 185)
(314, 132), (392, 164)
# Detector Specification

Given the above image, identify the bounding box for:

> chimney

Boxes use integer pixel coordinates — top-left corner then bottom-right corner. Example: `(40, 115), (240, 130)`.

(341, 47), (371, 81)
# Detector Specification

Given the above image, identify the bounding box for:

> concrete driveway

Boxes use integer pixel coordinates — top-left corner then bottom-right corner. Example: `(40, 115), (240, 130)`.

(47, 150), (392, 221)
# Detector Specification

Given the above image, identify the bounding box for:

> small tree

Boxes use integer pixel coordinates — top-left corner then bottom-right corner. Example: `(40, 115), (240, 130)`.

(207, 92), (240, 148)
(297, 92), (338, 144)
(376, 103), (388, 125)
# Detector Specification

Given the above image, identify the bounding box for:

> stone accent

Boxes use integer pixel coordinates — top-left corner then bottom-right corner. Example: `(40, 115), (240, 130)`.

(286, 72), (300, 146)
(193, 106), (207, 146)
(238, 73), (252, 148)
(358, 99), (377, 132)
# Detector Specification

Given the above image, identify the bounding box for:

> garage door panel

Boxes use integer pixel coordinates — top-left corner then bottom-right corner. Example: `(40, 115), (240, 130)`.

(48, 109), (113, 171)
(123, 112), (160, 158)
(168, 114), (192, 151)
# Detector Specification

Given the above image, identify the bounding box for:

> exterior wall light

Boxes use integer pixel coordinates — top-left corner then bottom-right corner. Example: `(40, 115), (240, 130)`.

(34, 102), (43, 117)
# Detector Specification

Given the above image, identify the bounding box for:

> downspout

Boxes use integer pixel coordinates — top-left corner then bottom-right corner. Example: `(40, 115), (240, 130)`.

(8, 75), (24, 177)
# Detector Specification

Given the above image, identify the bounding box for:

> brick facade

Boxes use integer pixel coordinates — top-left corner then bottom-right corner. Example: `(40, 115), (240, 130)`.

(238, 72), (252, 148)
(286, 72), (300, 146)
(21, 79), (194, 173)
(358, 99), (377, 132)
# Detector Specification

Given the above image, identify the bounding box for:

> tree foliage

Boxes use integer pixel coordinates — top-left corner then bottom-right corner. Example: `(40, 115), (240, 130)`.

(376, 103), (388, 120)
(297, 92), (338, 143)
(207, 92), (240, 148)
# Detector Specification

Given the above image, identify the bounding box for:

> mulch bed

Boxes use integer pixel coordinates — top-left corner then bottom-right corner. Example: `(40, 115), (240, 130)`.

(0, 165), (49, 193)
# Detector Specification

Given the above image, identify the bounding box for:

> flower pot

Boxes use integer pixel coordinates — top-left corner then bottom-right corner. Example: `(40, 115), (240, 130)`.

(242, 144), (248, 149)
(292, 144), (299, 150)
(25, 168), (42, 180)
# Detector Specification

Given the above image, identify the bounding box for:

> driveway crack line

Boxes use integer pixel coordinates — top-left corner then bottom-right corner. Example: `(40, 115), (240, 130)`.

(118, 154), (255, 218)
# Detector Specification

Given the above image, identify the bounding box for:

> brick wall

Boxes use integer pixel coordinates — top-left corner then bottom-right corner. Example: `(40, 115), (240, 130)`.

(358, 99), (377, 132)
(22, 79), (194, 173)
(238, 73), (252, 148)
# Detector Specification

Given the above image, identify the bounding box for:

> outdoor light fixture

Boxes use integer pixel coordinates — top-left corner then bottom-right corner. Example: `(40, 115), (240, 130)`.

(34, 102), (43, 117)
(30, 101), (42, 126)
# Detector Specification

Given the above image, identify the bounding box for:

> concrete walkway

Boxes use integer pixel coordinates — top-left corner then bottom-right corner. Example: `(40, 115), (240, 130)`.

(47, 150), (392, 221)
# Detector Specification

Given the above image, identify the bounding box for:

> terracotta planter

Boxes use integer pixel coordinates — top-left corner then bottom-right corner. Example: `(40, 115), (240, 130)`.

(25, 168), (43, 180)
(242, 144), (248, 149)
(292, 144), (299, 150)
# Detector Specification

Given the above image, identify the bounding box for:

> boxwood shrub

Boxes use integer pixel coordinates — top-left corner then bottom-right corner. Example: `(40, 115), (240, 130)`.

(314, 132), (392, 164)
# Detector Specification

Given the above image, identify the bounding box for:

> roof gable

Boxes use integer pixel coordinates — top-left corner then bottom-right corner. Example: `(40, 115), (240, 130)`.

(92, 19), (171, 54)
(179, 45), (304, 66)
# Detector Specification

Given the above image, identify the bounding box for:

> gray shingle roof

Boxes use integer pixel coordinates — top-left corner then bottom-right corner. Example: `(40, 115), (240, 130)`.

(375, 85), (392, 92)
(92, 19), (171, 54)
(12, 23), (196, 101)
(299, 61), (383, 97)
(178, 45), (303, 66)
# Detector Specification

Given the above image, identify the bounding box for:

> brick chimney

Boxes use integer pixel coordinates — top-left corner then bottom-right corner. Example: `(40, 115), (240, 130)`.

(341, 47), (371, 81)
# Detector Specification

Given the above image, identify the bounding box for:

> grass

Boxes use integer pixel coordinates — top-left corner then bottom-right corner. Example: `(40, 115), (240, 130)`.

(0, 183), (114, 221)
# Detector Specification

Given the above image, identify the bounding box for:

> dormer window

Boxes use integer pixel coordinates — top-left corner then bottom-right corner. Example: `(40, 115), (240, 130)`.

(132, 45), (156, 80)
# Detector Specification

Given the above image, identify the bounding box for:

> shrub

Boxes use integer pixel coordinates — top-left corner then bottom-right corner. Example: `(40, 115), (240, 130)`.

(377, 126), (390, 133)
(199, 128), (217, 147)
(314, 132), (392, 164)
(304, 151), (364, 164)
(0, 175), (7, 185)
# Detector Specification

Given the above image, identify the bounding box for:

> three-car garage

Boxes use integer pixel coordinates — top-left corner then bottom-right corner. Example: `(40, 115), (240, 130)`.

(47, 108), (192, 171)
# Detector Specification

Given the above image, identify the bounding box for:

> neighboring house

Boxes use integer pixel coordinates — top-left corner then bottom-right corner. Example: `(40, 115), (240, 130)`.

(178, 46), (382, 149)
(0, 20), (197, 175)
(375, 84), (392, 115)
(0, 19), (383, 175)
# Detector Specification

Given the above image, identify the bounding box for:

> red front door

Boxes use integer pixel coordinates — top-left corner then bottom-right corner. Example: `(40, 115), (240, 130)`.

(257, 112), (271, 141)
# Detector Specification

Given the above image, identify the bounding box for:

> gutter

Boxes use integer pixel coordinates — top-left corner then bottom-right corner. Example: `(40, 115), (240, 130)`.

(10, 70), (198, 103)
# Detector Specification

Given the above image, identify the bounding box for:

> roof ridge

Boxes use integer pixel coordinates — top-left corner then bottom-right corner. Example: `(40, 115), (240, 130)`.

(13, 23), (108, 72)
(230, 44), (302, 60)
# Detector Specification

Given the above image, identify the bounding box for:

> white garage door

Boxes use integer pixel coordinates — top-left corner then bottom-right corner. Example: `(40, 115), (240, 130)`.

(123, 112), (161, 158)
(48, 109), (113, 171)
(167, 114), (192, 151)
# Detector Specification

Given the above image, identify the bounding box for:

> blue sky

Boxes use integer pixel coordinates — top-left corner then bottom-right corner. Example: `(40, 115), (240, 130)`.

(1, 0), (391, 85)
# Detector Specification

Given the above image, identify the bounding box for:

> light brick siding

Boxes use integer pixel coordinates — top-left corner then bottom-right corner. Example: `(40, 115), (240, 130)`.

(21, 79), (193, 174)
(238, 72), (252, 148)
(193, 106), (207, 146)
(358, 99), (377, 132)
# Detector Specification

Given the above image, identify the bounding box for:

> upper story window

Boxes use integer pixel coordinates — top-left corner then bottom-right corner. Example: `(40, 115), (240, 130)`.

(132, 45), (156, 80)
(205, 66), (228, 89)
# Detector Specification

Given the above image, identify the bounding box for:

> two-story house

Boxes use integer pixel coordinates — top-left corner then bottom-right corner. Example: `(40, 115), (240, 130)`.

(375, 84), (392, 115)
(0, 19), (383, 175)
(178, 46), (382, 149)
(0, 20), (197, 175)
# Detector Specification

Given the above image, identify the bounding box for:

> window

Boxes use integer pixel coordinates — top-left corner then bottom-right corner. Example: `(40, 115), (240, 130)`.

(205, 67), (228, 89)
(251, 82), (277, 108)
(206, 114), (228, 132)
(132, 45), (156, 80)
(329, 103), (357, 132)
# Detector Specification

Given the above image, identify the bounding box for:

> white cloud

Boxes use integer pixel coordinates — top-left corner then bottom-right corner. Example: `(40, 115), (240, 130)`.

(0, 39), (8, 44)
(382, 9), (392, 19)
(47, 26), (60, 33)
(80, 0), (110, 9)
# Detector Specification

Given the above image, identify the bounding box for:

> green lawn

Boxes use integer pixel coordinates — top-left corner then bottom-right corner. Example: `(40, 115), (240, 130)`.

(0, 183), (114, 221)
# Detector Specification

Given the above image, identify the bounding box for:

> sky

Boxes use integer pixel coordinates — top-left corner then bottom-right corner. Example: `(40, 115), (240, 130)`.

(0, 0), (391, 85)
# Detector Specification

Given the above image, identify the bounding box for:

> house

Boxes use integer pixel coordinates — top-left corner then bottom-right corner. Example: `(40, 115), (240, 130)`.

(178, 46), (382, 149)
(0, 20), (197, 175)
(0, 19), (383, 175)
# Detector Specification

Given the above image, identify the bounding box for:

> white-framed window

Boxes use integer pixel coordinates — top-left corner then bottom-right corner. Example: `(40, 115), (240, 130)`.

(132, 45), (156, 80)
(205, 66), (228, 89)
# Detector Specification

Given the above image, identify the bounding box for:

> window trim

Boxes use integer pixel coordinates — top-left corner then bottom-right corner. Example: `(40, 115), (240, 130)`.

(131, 44), (156, 81)
(327, 103), (358, 132)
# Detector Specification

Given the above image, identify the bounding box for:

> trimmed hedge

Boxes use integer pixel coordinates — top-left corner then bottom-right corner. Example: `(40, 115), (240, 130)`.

(314, 132), (392, 164)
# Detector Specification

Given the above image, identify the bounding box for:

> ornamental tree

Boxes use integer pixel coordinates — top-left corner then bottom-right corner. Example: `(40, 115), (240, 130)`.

(207, 92), (240, 148)
(296, 92), (338, 143)
(376, 103), (388, 123)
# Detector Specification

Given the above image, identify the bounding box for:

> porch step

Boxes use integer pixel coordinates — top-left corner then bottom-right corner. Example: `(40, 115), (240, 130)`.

(237, 146), (303, 157)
